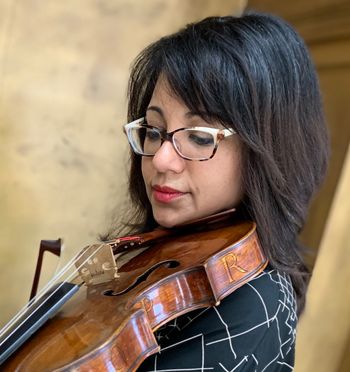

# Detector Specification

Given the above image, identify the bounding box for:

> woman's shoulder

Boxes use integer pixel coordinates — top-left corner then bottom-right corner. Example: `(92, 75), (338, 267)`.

(215, 268), (298, 348)
(168, 268), (297, 340)
(151, 268), (297, 370)
(224, 267), (298, 324)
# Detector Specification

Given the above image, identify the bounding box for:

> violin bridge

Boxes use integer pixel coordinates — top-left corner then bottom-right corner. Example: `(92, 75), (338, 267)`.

(75, 243), (119, 287)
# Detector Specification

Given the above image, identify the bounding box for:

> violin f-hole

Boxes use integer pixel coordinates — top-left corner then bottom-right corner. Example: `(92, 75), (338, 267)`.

(103, 260), (180, 296)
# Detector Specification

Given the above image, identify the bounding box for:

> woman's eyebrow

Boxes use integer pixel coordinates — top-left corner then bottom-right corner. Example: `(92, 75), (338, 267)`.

(185, 110), (207, 118)
(146, 107), (212, 125)
(146, 106), (164, 117)
(185, 110), (212, 123)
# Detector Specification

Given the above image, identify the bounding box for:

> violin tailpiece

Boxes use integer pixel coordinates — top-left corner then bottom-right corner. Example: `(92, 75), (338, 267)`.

(75, 244), (120, 286)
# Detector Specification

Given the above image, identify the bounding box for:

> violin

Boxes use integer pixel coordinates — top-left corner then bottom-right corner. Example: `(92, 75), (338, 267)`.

(0, 210), (267, 371)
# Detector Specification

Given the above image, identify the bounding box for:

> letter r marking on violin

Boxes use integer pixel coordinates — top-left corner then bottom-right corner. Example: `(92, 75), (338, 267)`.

(222, 253), (247, 282)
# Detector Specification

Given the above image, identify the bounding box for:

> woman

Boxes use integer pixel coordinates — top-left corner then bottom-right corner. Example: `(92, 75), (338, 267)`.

(116, 12), (329, 371)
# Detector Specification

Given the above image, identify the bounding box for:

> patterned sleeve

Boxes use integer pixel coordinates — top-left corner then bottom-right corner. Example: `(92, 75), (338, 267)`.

(137, 269), (297, 372)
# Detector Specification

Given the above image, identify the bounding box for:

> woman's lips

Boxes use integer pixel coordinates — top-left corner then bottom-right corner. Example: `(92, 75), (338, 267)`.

(152, 185), (186, 203)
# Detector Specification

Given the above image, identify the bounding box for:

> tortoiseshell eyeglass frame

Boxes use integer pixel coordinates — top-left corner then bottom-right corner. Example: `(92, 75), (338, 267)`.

(123, 117), (236, 161)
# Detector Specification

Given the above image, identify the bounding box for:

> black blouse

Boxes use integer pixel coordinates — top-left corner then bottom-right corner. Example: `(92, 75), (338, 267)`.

(137, 268), (297, 371)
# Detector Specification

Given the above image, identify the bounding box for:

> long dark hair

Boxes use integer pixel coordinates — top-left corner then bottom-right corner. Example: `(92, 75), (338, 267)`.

(115, 13), (329, 315)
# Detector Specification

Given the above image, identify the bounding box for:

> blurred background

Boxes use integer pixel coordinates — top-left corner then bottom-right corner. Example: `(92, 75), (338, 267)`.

(0, 0), (349, 371)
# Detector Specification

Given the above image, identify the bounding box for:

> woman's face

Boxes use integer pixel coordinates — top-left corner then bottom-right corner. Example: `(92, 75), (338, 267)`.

(141, 77), (243, 228)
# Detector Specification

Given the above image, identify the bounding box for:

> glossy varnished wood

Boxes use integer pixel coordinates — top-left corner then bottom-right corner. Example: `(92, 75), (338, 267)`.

(3, 220), (267, 371)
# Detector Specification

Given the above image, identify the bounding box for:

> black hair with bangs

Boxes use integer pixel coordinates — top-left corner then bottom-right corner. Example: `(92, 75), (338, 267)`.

(115, 12), (329, 315)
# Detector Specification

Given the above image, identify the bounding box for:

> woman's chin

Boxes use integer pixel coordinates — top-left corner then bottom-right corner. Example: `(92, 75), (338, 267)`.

(153, 210), (187, 229)
(154, 216), (178, 229)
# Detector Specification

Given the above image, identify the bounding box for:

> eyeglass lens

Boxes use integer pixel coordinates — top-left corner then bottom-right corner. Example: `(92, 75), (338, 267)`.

(129, 126), (215, 160)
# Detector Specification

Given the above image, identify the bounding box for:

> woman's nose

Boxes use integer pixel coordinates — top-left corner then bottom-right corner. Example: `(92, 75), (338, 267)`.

(151, 140), (185, 173)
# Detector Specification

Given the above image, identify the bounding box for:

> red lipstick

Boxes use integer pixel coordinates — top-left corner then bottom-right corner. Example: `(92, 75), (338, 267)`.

(152, 185), (186, 203)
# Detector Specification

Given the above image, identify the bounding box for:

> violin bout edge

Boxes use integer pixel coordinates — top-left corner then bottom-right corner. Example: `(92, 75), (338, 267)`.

(205, 226), (268, 302)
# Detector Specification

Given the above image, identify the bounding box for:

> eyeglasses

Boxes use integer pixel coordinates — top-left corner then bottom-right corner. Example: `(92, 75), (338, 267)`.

(123, 117), (236, 161)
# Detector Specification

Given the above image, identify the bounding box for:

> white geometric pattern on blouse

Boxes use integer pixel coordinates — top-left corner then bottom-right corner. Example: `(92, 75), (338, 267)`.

(146, 270), (296, 372)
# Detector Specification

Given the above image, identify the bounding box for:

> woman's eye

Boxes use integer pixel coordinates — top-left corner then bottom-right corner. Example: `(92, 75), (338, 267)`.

(188, 132), (214, 146)
(145, 129), (161, 141)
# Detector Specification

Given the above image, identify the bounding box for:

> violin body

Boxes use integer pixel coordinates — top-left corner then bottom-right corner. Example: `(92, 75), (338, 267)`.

(2, 219), (267, 371)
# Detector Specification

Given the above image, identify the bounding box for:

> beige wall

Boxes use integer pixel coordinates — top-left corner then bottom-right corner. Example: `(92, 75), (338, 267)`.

(0, 0), (246, 326)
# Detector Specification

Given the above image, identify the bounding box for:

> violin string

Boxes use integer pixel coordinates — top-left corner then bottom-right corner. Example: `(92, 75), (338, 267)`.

(0, 246), (86, 338)
(27, 245), (91, 303)
(0, 237), (123, 341)
(0, 242), (108, 344)
(0, 242), (111, 345)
